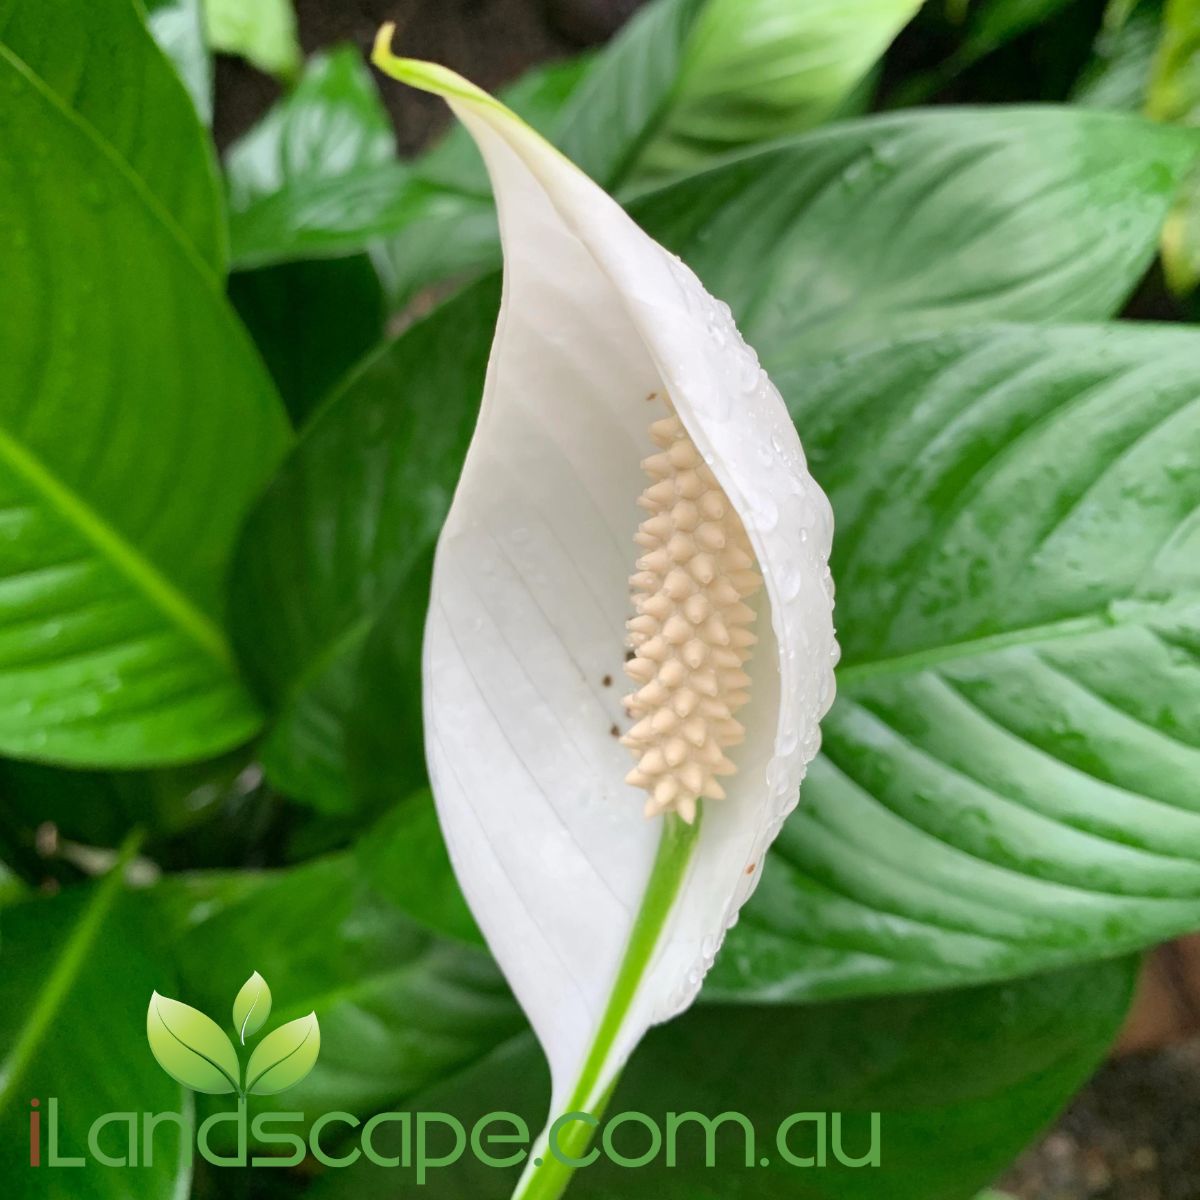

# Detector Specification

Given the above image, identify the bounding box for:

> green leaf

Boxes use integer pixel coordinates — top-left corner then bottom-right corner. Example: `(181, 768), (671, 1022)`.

(228, 49), (588, 284)
(244, 1011), (320, 1095)
(0, 861), (26, 906)
(236, 0), (920, 281)
(307, 957), (1135, 1199)
(0, 0), (224, 271)
(235, 109), (1194, 808)
(232, 969), (271, 1042)
(226, 45), (402, 269)
(390, 102), (1193, 326)
(559, 0), (923, 187)
(228, 255), (385, 426)
(1072, 2), (1162, 110)
(203, 0), (300, 81)
(357, 794), (485, 948)
(0, 871), (193, 1198)
(147, 990), (241, 1094)
(143, 0), (213, 124)
(158, 853), (523, 1120)
(230, 278), (497, 809)
(0, 835), (143, 1110)
(342, 550), (433, 815)
(634, 107), (1198, 371)
(709, 322), (1200, 1001)
(0, 11), (290, 766)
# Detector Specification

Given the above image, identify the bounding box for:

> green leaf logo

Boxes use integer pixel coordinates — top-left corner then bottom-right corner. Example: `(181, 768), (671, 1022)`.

(146, 992), (241, 1095)
(245, 1013), (321, 1096)
(232, 970), (272, 1043)
(146, 973), (319, 1098)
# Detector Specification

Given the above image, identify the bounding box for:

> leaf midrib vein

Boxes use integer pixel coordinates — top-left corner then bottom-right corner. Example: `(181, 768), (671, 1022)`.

(0, 831), (144, 1115)
(0, 419), (234, 670)
(0, 40), (249, 673)
(0, 41), (221, 286)
(836, 593), (1199, 687)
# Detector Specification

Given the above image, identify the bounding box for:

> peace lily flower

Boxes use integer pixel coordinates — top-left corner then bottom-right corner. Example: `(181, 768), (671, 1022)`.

(373, 28), (837, 1197)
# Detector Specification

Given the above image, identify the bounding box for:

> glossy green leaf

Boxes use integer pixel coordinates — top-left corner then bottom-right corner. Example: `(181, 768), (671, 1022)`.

(226, 45), (403, 268)
(203, 0), (300, 80)
(230, 49), (588, 285)
(158, 852), (523, 1120)
(307, 957), (1135, 1200)
(232, 969), (271, 1042)
(388, 103), (1192, 322)
(559, 0), (923, 187)
(342, 550), (432, 815)
(0, 11), (289, 766)
(0, 873), (192, 1199)
(230, 278), (497, 809)
(634, 107), (1198, 374)
(143, 0), (213, 123)
(147, 990), (241, 1094)
(244, 1011), (320, 1095)
(0, 861), (26, 906)
(357, 794), (485, 948)
(228, 255), (385, 426)
(234, 109), (1193, 809)
(1072, 1), (1161, 110)
(1, 0), (224, 271)
(709, 322), (1200, 1001)
(234, 0), (919, 282)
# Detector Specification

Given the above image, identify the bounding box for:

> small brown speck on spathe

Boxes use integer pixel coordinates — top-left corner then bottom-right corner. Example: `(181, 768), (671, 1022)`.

(746, 862), (757, 875)
(602, 674), (613, 687)
(610, 724), (620, 738)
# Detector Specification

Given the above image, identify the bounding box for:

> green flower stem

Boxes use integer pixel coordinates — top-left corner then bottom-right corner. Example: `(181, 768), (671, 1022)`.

(512, 810), (703, 1200)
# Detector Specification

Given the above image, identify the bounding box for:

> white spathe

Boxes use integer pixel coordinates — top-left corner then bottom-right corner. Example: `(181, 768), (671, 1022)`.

(411, 63), (837, 1133)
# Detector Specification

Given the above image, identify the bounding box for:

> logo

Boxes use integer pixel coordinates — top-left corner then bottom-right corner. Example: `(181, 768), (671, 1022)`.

(26, 973), (881, 1180)
(146, 972), (320, 1100)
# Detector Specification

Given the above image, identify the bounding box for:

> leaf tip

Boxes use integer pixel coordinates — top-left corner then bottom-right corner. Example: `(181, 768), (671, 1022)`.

(233, 970), (272, 1043)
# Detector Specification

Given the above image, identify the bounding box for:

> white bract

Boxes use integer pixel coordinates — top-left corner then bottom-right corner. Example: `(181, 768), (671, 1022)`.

(373, 29), (837, 1194)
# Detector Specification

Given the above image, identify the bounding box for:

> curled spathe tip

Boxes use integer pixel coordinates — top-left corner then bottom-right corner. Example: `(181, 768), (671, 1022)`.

(371, 23), (501, 111)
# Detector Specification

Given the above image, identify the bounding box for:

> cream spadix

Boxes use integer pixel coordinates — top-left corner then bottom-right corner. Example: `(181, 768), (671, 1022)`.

(623, 395), (763, 824)
(372, 28), (836, 1197)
